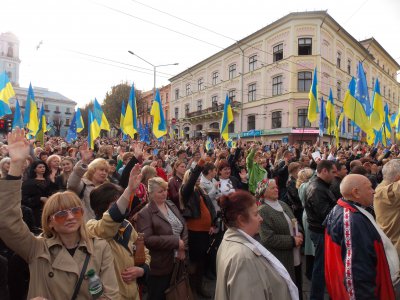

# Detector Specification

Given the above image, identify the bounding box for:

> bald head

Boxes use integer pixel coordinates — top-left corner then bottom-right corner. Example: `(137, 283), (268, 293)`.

(340, 174), (375, 207)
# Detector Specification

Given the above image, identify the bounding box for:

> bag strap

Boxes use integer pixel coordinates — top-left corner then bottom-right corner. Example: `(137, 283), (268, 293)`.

(79, 182), (87, 199)
(169, 261), (182, 286)
(71, 252), (91, 300)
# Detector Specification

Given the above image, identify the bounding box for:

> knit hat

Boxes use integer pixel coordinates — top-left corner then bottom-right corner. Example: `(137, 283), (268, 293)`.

(255, 178), (275, 199)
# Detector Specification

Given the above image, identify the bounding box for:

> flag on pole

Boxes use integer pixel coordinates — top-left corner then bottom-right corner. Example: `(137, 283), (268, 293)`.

(383, 103), (392, 141)
(0, 71), (14, 117)
(220, 94), (233, 141)
(355, 62), (372, 116)
(23, 83), (39, 136)
(120, 100), (126, 134)
(307, 67), (319, 123)
(12, 99), (24, 129)
(36, 104), (49, 146)
(326, 89), (336, 135)
(206, 136), (214, 151)
(150, 89), (167, 139)
(123, 84), (138, 138)
(369, 79), (384, 131)
(318, 97), (326, 137)
(76, 107), (84, 133)
(88, 109), (100, 149)
(66, 112), (78, 143)
(94, 98), (110, 131)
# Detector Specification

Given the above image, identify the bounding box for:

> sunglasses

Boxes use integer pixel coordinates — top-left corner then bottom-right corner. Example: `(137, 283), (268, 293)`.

(51, 207), (83, 224)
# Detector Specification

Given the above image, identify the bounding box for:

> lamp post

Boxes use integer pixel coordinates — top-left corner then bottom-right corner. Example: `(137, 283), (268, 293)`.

(128, 50), (178, 98)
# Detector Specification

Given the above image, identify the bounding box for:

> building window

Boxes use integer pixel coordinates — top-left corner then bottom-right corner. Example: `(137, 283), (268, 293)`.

(212, 96), (218, 111)
(6, 71), (12, 81)
(197, 100), (202, 111)
(185, 104), (190, 117)
(336, 52), (341, 69)
(66, 107), (70, 113)
(298, 109), (311, 127)
(248, 83), (256, 102)
(272, 75), (283, 96)
(55, 106), (60, 112)
(228, 89), (236, 102)
(337, 81), (342, 102)
(228, 64), (236, 79)
(249, 55), (257, 71)
(372, 77), (375, 88)
(273, 44), (283, 62)
(247, 115), (256, 131)
(44, 105), (49, 111)
(198, 78), (204, 91)
(7, 44), (13, 57)
(185, 83), (191, 96)
(175, 89), (179, 100)
(347, 59), (351, 74)
(389, 89), (391, 100)
(271, 111), (282, 129)
(298, 71), (312, 92)
(65, 118), (70, 126)
(174, 107), (179, 119)
(298, 38), (312, 55)
(212, 72), (219, 85)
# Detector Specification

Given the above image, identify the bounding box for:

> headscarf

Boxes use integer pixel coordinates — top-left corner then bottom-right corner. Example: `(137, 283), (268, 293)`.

(255, 178), (275, 199)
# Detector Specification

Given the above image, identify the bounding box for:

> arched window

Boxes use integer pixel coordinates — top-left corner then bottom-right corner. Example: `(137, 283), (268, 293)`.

(7, 45), (13, 57)
(209, 122), (219, 129)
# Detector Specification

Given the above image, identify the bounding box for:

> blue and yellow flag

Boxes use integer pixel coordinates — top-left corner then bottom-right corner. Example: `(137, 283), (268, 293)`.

(307, 67), (319, 123)
(343, 77), (371, 134)
(220, 94), (234, 141)
(206, 136), (214, 151)
(66, 112), (78, 143)
(383, 103), (392, 140)
(36, 104), (49, 146)
(88, 109), (100, 149)
(326, 89), (336, 135)
(94, 98), (110, 131)
(0, 71), (14, 117)
(12, 99), (24, 129)
(369, 79), (384, 131)
(76, 108), (84, 133)
(23, 83), (39, 136)
(355, 62), (372, 116)
(318, 96), (326, 137)
(123, 84), (138, 138)
(120, 100), (126, 134)
(150, 89), (167, 139)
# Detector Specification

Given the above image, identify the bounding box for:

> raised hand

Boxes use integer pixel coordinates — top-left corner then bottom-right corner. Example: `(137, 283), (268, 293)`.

(127, 163), (142, 192)
(79, 142), (93, 164)
(8, 128), (30, 163)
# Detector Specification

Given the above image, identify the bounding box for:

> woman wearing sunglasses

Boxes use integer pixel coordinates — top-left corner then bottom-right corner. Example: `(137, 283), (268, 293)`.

(0, 128), (119, 299)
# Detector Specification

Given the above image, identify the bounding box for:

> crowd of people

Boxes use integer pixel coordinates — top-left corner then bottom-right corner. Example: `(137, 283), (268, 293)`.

(0, 129), (400, 299)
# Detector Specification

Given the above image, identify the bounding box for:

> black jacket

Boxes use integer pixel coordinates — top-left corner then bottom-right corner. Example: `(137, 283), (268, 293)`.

(305, 176), (337, 233)
(179, 162), (217, 225)
(329, 176), (342, 201)
(274, 160), (289, 199)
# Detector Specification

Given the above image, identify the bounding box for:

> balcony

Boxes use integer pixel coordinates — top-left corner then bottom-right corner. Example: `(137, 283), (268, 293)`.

(54, 110), (61, 114)
(65, 111), (72, 115)
(185, 101), (241, 120)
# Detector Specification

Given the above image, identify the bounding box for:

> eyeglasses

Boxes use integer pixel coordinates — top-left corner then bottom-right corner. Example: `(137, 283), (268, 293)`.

(51, 207), (83, 224)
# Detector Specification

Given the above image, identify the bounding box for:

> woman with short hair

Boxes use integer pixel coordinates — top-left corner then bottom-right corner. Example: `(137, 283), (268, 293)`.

(137, 177), (188, 300)
(0, 157), (10, 178)
(46, 154), (61, 183)
(215, 190), (297, 300)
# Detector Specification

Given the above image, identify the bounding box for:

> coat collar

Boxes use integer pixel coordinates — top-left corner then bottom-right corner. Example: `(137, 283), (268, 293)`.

(223, 228), (262, 256)
(148, 200), (170, 224)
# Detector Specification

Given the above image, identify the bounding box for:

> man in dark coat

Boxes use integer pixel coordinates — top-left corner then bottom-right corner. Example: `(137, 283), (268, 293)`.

(329, 161), (348, 201)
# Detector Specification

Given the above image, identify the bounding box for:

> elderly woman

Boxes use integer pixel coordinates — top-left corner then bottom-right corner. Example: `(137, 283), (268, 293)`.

(67, 142), (109, 221)
(0, 157), (10, 178)
(87, 164), (151, 300)
(0, 128), (119, 299)
(257, 179), (304, 299)
(55, 156), (75, 191)
(215, 190), (297, 300)
(46, 154), (61, 183)
(168, 159), (186, 209)
(137, 177), (188, 300)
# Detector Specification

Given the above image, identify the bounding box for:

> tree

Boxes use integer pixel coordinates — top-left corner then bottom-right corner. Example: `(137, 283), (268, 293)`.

(52, 115), (63, 136)
(101, 82), (142, 129)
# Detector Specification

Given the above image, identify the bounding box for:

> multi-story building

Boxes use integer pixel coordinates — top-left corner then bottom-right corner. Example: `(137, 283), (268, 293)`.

(137, 84), (171, 128)
(169, 11), (400, 143)
(0, 32), (76, 137)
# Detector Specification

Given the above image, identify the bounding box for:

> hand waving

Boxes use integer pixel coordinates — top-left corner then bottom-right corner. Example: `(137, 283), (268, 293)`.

(127, 163), (142, 192)
(8, 128), (30, 163)
(79, 142), (93, 164)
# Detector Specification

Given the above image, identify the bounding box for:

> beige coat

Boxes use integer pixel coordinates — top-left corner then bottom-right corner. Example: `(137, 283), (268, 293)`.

(87, 209), (151, 300)
(215, 228), (292, 300)
(375, 179), (400, 257)
(0, 179), (119, 300)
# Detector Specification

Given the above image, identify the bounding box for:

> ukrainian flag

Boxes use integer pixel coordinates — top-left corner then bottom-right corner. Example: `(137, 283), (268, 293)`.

(0, 71), (14, 117)
(307, 67), (319, 123)
(206, 136), (214, 150)
(326, 89), (336, 135)
(220, 94), (234, 141)
(94, 98), (110, 131)
(123, 84), (138, 138)
(23, 83), (39, 136)
(12, 99), (24, 129)
(120, 100), (126, 134)
(343, 77), (371, 134)
(318, 96), (326, 137)
(88, 110), (100, 149)
(76, 108), (84, 133)
(369, 79), (384, 131)
(36, 104), (49, 146)
(150, 89), (167, 139)
(383, 103), (392, 140)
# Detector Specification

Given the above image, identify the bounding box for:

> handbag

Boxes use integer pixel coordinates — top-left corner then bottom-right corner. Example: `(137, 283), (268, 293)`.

(165, 261), (194, 300)
(71, 252), (91, 300)
(134, 232), (146, 266)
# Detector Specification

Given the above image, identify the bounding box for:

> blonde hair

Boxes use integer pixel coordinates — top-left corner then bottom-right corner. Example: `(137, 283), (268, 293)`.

(141, 165), (157, 186)
(41, 191), (92, 251)
(46, 154), (61, 168)
(148, 177), (168, 198)
(83, 158), (109, 181)
(0, 157), (10, 177)
(296, 168), (314, 189)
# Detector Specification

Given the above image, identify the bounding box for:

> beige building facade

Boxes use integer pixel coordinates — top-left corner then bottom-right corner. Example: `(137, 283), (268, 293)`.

(169, 11), (400, 143)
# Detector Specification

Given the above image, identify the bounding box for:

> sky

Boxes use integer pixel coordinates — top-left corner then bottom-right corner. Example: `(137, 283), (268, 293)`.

(1, 0), (399, 108)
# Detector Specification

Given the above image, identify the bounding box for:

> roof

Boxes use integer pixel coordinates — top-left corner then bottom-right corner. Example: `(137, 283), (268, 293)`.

(359, 38), (400, 70)
(14, 86), (77, 105)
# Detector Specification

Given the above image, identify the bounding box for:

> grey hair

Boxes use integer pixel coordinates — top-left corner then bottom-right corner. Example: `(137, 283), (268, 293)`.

(382, 159), (400, 182)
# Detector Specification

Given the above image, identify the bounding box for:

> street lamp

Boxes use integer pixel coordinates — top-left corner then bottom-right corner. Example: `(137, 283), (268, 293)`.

(128, 50), (178, 97)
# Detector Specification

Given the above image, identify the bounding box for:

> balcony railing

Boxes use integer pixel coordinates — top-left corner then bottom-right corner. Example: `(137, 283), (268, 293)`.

(186, 100), (240, 118)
